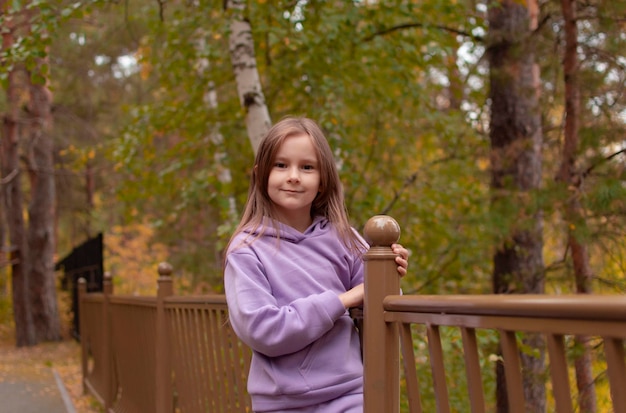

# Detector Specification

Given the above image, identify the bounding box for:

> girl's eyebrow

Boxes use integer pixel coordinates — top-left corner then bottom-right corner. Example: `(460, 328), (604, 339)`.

(274, 155), (318, 164)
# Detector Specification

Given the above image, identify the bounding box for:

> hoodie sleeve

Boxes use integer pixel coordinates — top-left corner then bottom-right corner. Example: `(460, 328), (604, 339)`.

(350, 228), (368, 288)
(224, 250), (347, 358)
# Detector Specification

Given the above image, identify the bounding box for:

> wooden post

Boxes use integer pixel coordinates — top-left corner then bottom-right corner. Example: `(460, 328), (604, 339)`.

(102, 272), (113, 411)
(77, 277), (88, 394)
(363, 215), (401, 413)
(156, 262), (174, 413)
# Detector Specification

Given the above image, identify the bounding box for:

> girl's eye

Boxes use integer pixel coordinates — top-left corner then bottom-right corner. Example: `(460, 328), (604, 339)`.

(275, 162), (286, 168)
(302, 165), (313, 170)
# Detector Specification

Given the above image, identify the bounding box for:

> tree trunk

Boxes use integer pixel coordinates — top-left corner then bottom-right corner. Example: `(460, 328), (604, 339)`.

(488, 1), (545, 411)
(0, 2), (36, 346)
(557, 0), (596, 411)
(26, 60), (62, 342)
(226, 0), (272, 154)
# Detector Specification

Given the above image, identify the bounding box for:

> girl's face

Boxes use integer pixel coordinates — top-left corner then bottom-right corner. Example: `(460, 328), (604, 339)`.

(267, 133), (321, 231)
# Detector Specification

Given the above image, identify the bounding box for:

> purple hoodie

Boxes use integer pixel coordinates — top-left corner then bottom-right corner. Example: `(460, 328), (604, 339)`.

(224, 216), (365, 412)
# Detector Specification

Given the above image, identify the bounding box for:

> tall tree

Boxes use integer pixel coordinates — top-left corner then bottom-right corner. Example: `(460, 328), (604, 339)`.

(487, 0), (545, 411)
(0, 0), (36, 346)
(25, 26), (61, 341)
(556, 0), (596, 410)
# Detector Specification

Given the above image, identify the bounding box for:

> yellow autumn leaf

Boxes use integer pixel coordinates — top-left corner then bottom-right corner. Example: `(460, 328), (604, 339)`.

(477, 158), (489, 171)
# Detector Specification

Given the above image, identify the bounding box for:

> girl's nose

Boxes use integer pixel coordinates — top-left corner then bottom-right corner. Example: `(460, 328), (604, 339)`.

(287, 168), (300, 183)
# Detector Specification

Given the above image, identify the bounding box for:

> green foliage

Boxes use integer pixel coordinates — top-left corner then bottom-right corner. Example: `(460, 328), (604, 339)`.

(0, 0), (103, 85)
(5, 0), (623, 296)
(54, 0), (623, 296)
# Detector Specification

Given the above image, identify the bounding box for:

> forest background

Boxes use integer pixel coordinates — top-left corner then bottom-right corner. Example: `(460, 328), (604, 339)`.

(1, 0), (626, 334)
(1, 0), (625, 410)
(0, 0), (625, 406)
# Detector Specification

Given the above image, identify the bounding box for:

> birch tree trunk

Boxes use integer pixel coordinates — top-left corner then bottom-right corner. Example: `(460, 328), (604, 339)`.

(226, 0), (272, 154)
(25, 50), (61, 342)
(0, 1), (36, 346)
(488, 0), (545, 411)
(557, 0), (596, 410)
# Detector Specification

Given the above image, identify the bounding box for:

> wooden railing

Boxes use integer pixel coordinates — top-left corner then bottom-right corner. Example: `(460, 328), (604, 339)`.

(78, 264), (251, 413)
(79, 215), (626, 413)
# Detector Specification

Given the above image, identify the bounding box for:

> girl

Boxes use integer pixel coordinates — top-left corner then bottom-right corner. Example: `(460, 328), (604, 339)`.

(224, 116), (408, 413)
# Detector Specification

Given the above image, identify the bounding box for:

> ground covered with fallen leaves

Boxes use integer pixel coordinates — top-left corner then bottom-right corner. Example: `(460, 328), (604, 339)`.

(0, 323), (103, 412)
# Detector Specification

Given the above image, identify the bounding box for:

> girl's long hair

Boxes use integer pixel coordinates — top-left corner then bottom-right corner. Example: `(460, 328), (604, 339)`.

(225, 116), (366, 256)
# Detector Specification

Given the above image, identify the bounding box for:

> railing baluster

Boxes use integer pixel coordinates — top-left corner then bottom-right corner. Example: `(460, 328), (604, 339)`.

(400, 323), (422, 413)
(212, 308), (227, 413)
(605, 337), (626, 412)
(180, 307), (196, 411)
(499, 330), (525, 413)
(167, 307), (183, 410)
(187, 306), (203, 411)
(205, 308), (220, 411)
(223, 310), (239, 410)
(546, 333), (573, 412)
(461, 327), (485, 413)
(198, 307), (212, 411)
(427, 324), (450, 413)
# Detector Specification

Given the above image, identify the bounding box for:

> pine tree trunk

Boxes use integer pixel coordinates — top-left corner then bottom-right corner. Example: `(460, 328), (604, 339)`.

(226, 0), (272, 154)
(488, 1), (545, 411)
(26, 62), (61, 342)
(557, 0), (596, 410)
(0, 3), (36, 346)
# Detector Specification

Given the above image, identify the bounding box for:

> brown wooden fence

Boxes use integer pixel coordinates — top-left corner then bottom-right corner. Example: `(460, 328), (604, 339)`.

(79, 215), (626, 413)
(78, 263), (251, 413)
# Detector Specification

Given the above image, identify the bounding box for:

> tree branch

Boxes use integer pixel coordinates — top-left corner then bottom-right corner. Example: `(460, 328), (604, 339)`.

(583, 147), (626, 178)
(379, 154), (459, 216)
(362, 22), (483, 43)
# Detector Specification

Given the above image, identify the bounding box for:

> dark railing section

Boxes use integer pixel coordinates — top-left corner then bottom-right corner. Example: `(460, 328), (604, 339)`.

(79, 215), (626, 413)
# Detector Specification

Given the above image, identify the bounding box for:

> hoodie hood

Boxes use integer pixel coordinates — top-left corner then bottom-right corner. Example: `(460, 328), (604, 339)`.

(243, 216), (329, 244)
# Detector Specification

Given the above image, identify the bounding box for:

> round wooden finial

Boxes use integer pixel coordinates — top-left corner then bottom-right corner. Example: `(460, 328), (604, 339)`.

(363, 215), (400, 247)
(158, 262), (173, 277)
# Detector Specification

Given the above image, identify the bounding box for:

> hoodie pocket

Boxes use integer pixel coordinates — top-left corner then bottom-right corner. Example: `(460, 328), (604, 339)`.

(248, 349), (311, 396)
(299, 316), (362, 389)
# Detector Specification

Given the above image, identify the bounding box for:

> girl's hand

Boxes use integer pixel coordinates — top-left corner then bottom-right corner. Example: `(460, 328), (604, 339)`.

(339, 283), (364, 309)
(392, 243), (409, 277)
